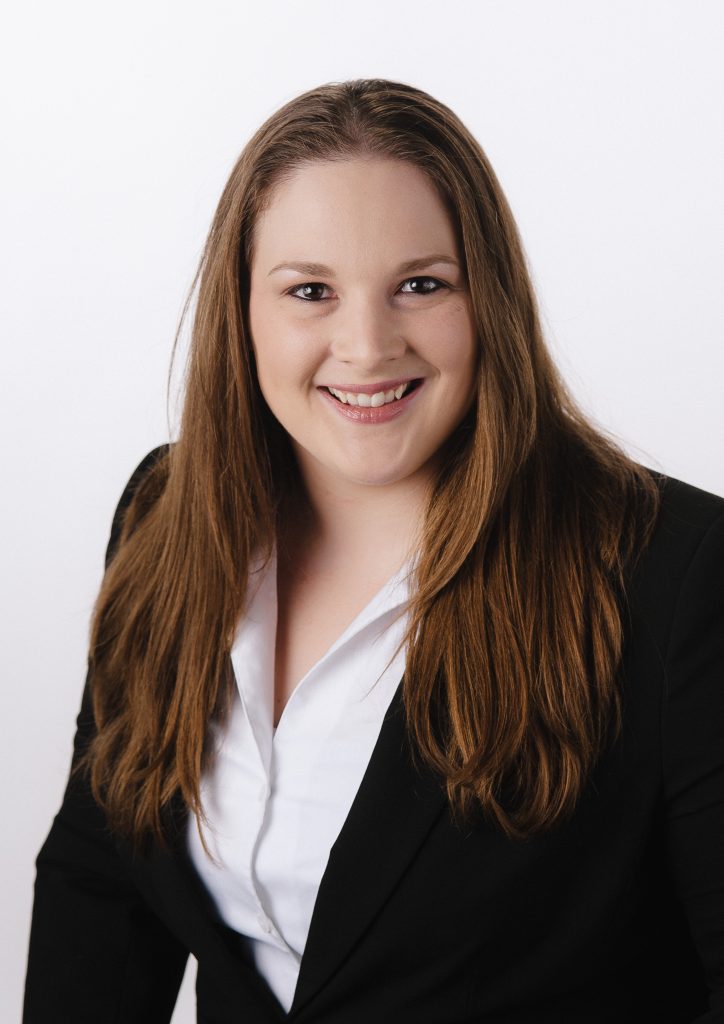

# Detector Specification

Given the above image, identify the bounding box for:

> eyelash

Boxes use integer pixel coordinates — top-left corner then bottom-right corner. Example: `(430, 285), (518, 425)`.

(286, 276), (449, 302)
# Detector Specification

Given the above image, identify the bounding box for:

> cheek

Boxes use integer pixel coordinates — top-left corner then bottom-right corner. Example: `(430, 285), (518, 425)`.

(252, 319), (321, 398)
(427, 312), (478, 388)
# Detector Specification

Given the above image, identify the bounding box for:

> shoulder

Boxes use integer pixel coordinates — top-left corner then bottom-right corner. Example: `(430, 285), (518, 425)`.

(646, 465), (724, 534)
(626, 465), (724, 647)
(105, 444), (173, 567)
(639, 465), (724, 577)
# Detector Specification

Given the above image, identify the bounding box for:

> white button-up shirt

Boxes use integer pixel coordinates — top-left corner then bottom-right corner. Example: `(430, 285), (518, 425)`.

(186, 549), (412, 1012)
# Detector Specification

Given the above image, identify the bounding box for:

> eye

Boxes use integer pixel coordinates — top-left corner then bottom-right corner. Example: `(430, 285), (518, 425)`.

(285, 275), (449, 303)
(399, 276), (448, 296)
(286, 281), (331, 302)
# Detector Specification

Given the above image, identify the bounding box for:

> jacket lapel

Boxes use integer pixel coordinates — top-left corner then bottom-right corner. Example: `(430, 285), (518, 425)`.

(288, 679), (448, 1017)
(124, 679), (448, 1020)
(122, 797), (288, 1021)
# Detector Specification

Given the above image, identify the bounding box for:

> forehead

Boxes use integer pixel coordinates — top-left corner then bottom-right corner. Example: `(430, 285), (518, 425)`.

(250, 158), (458, 271)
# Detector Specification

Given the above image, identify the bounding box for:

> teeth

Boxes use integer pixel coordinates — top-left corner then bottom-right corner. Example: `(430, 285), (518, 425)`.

(327, 382), (412, 407)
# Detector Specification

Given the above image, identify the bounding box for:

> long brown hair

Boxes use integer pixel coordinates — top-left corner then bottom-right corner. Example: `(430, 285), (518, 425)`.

(83, 78), (662, 846)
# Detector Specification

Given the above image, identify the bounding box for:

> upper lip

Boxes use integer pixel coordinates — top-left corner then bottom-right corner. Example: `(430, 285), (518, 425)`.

(319, 376), (421, 395)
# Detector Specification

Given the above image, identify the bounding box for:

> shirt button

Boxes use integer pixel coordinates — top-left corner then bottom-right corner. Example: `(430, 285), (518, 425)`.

(257, 914), (272, 934)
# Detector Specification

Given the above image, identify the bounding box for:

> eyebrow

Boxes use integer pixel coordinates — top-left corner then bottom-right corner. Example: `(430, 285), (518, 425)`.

(267, 254), (460, 277)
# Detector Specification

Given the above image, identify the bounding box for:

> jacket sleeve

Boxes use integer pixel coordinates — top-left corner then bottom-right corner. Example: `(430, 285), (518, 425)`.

(23, 446), (188, 1024)
(662, 508), (724, 1023)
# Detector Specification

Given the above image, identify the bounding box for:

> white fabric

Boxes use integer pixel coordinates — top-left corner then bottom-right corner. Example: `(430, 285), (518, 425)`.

(186, 548), (412, 1012)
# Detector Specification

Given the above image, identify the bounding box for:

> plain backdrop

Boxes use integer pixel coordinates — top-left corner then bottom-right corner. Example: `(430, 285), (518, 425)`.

(2, 1), (723, 1020)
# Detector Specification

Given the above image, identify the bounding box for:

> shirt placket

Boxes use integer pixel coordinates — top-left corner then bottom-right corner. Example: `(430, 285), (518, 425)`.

(233, 551), (294, 953)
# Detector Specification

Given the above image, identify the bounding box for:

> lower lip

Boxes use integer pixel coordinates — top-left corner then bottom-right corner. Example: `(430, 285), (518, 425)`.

(317, 381), (424, 423)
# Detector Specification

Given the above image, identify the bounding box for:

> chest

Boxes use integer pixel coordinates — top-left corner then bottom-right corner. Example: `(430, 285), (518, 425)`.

(273, 567), (395, 727)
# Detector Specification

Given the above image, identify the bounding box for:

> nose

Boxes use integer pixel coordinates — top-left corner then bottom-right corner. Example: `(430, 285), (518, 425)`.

(328, 295), (407, 370)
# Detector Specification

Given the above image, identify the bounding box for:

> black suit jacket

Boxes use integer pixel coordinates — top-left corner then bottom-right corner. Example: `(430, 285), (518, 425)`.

(23, 448), (724, 1023)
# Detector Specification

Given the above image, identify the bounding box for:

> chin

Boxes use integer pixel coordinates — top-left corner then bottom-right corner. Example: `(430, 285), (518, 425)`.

(340, 471), (401, 488)
(336, 462), (418, 489)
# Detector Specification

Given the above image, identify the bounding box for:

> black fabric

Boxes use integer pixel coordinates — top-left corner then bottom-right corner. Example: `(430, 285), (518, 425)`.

(23, 450), (724, 1023)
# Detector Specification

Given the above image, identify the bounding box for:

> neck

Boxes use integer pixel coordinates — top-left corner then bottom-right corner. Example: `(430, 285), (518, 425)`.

(279, 456), (433, 576)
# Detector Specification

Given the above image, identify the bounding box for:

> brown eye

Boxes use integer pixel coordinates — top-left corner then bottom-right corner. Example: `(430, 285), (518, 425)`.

(288, 282), (330, 302)
(399, 276), (447, 295)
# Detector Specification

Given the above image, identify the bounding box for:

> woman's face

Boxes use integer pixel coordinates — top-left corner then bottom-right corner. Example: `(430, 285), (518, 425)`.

(248, 157), (478, 493)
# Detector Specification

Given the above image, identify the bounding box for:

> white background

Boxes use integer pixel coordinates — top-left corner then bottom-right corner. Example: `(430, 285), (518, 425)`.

(2, 1), (723, 1020)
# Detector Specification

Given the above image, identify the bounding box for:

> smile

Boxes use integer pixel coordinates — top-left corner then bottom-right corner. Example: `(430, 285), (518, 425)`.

(322, 379), (423, 407)
(326, 382), (413, 407)
(317, 378), (425, 424)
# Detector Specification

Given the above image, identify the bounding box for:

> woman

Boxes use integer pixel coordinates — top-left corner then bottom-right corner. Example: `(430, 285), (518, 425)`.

(23, 79), (724, 1023)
